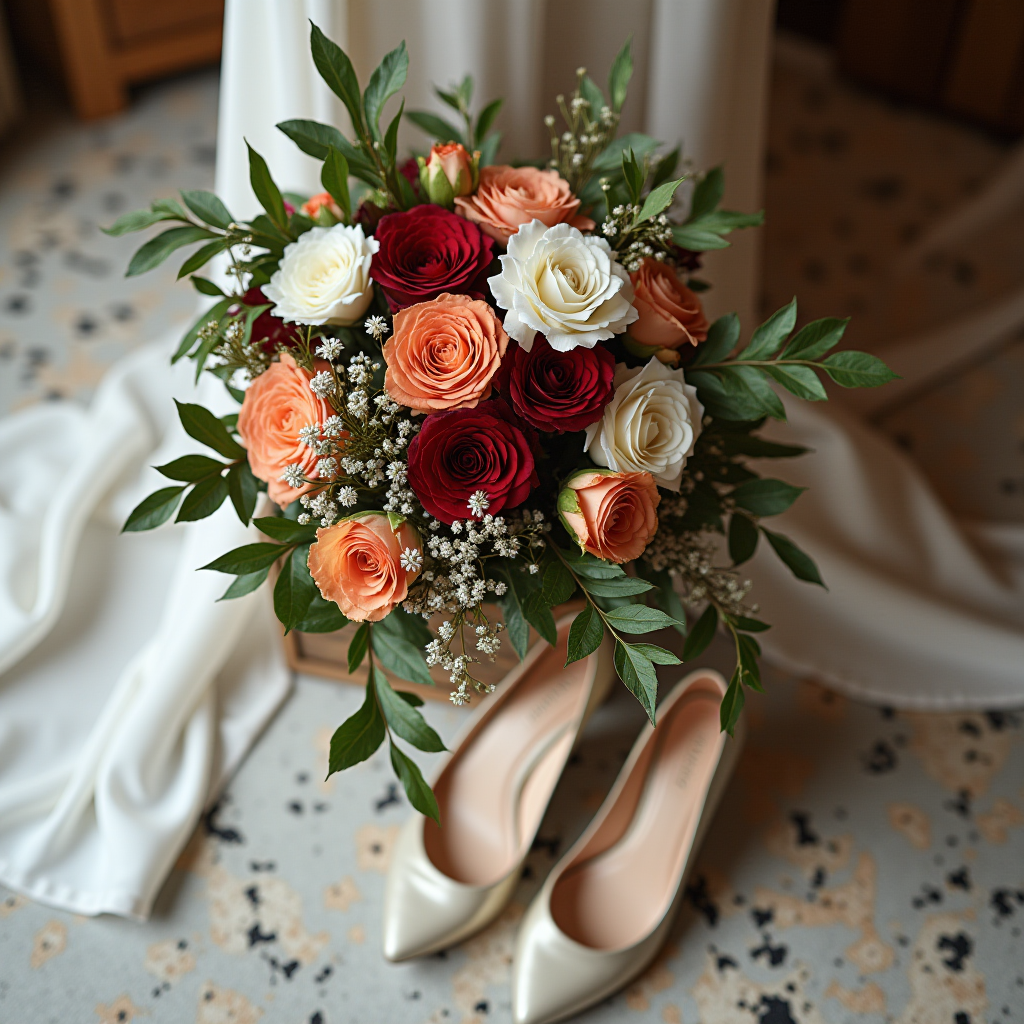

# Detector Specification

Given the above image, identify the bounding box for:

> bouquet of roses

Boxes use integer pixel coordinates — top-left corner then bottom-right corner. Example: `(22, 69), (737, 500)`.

(107, 26), (895, 820)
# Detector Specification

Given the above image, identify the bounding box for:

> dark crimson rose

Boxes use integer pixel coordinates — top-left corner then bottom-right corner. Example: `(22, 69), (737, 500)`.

(239, 287), (302, 353)
(371, 204), (494, 312)
(406, 400), (538, 523)
(500, 336), (616, 433)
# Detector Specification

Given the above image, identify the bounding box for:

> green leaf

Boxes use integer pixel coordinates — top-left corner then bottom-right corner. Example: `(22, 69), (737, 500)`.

(177, 239), (229, 280)
(670, 224), (731, 251)
(737, 633), (764, 692)
(294, 591), (348, 632)
(781, 317), (848, 360)
(763, 364), (828, 401)
(592, 131), (660, 173)
(638, 566), (687, 636)
(728, 513), (759, 565)
(637, 177), (684, 224)
(398, 690), (424, 707)
(383, 99), (404, 165)
(274, 545), (316, 632)
(689, 209), (764, 233)
(390, 741), (440, 824)
(720, 434), (808, 459)
(371, 627), (434, 689)
(122, 486), (185, 532)
(276, 119), (380, 181)
(568, 554), (625, 580)
(175, 400), (247, 459)
(566, 605), (604, 665)
(374, 668), (445, 752)
(405, 109), (464, 145)
(180, 189), (233, 229)
(102, 208), (178, 236)
(692, 312), (740, 366)
(363, 41), (409, 137)
(191, 276), (226, 297)
(731, 478), (805, 517)
(176, 474), (229, 522)
(732, 616), (771, 632)
(762, 528), (825, 587)
(630, 643), (682, 665)
(328, 677), (385, 775)
(321, 146), (352, 222)
(173, 298), (232, 363)
(247, 142), (288, 231)
(682, 604), (718, 661)
(614, 641), (657, 722)
(720, 669), (746, 735)
(498, 574), (530, 661)
(254, 515), (317, 544)
(649, 146), (680, 190)
(201, 542), (287, 575)
(227, 461), (259, 525)
(542, 560), (576, 606)
(475, 97), (502, 143)
(523, 591), (558, 647)
(608, 35), (633, 112)
(126, 225), (214, 277)
(738, 298), (797, 361)
(579, 576), (654, 598)
(478, 131), (502, 167)
(580, 75), (605, 117)
(218, 568), (270, 601)
(604, 604), (680, 634)
(310, 23), (365, 134)
(348, 623), (369, 673)
(621, 148), (644, 205)
(151, 197), (188, 219)
(733, 366), (787, 420)
(821, 351), (900, 388)
(376, 609), (433, 649)
(688, 367), (785, 422)
(155, 454), (226, 482)
(689, 166), (724, 220)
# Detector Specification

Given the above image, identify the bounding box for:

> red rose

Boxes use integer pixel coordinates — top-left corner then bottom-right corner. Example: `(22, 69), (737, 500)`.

(240, 286), (302, 353)
(406, 400), (538, 523)
(500, 335), (616, 433)
(371, 205), (494, 312)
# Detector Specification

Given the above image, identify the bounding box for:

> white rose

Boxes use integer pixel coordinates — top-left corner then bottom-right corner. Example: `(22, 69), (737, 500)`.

(265, 224), (379, 326)
(584, 357), (704, 491)
(488, 219), (638, 352)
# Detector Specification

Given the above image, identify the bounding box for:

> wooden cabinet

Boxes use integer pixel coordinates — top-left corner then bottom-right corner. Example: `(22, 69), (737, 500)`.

(6, 0), (223, 119)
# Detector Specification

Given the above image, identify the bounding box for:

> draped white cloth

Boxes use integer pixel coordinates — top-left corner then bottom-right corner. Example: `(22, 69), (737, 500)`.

(0, 341), (290, 917)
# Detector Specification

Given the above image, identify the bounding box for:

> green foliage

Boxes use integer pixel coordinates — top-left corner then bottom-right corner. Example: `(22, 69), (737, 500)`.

(738, 298), (797, 361)
(180, 190), (233, 230)
(127, 225), (215, 277)
(566, 605), (604, 665)
(720, 668), (746, 735)
(175, 400), (246, 460)
(364, 41), (409, 139)
(122, 486), (185, 532)
(730, 478), (805, 517)
(728, 513), (759, 565)
(202, 543), (288, 576)
(390, 741), (440, 824)
(321, 147), (352, 222)
(762, 529), (825, 587)
(348, 623), (369, 673)
(294, 592), (348, 632)
(328, 677), (385, 775)
(155, 454), (226, 481)
(608, 36), (633, 112)
(637, 176), (684, 224)
(614, 640), (658, 721)
(218, 569), (270, 602)
(274, 545), (317, 633)
(246, 142), (288, 232)
(227, 461), (259, 525)
(682, 604), (718, 661)
(176, 473), (229, 522)
(373, 666), (444, 752)
(822, 351), (900, 388)
(371, 621), (434, 688)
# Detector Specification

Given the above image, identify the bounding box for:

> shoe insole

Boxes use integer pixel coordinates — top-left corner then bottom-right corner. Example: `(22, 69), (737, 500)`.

(550, 688), (722, 950)
(424, 635), (591, 887)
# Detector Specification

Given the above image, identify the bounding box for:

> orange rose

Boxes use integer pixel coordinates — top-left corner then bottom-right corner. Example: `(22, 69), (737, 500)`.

(558, 470), (660, 564)
(629, 258), (709, 349)
(237, 352), (335, 507)
(307, 514), (421, 622)
(454, 165), (595, 244)
(426, 142), (476, 197)
(301, 191), (343, 221)
(383, 292), (508, 413)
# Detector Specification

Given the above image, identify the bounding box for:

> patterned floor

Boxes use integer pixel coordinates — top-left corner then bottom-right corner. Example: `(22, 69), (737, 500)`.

(1, 44), (1023, 1024)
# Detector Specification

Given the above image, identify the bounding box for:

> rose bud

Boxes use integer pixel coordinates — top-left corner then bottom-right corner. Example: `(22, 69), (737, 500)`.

(301, 191), (343, 224)
(417, 142), (478, 207)
(307, 514), (422, 622)
(558, 469), (660, 564)
(629, 258), (709, 350)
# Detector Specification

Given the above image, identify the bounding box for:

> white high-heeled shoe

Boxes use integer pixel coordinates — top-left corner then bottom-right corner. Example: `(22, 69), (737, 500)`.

(511, 669), (745, 1024)
(382, 614), (615, 962)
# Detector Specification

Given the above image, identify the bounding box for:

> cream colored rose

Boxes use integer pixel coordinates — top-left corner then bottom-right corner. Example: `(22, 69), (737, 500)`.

(487, 220), (637, 352)
(584, 357), (704, 491)
(265, 224), (379, 326)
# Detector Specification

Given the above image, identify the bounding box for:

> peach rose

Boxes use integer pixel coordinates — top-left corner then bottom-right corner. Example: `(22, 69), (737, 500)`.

(301, 191), (343, 221)
(237, 352), (335, 507)
(383, 292), (508, 413)
(629, 258), (709, 349)
(454, 165), (595, 244)
(558, 469), (660, 564)
(307, 514), (421, 622)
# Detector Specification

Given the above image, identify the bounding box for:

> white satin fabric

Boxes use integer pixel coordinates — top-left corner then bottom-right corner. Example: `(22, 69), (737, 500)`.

(0, 340), (290, 918)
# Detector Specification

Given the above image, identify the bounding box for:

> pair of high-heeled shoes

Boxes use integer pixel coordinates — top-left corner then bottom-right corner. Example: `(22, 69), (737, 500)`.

(382, 613), (745, 1024)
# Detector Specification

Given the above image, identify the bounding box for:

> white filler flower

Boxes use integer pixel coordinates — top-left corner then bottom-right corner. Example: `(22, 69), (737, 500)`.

(265, 224), (379, 326)
(584, 357), (704, 491)
(488, 219), (637, 352)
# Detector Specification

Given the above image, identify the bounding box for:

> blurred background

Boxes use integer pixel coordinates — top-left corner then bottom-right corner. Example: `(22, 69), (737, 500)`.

(0, 2), (1022, 1022)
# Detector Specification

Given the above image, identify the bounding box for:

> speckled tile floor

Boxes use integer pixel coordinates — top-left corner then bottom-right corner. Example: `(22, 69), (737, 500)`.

(1, 45), (1022, 1024)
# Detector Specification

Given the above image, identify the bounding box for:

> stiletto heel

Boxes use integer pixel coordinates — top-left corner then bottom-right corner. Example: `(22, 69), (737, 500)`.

(511, 669), (744, 1024)
(382, 613), (615, 961)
